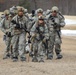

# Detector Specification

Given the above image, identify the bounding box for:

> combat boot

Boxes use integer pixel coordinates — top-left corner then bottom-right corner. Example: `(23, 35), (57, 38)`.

(39, 58), (44, 62)
(47, 53), (53, 60)
(20, 57), (26, 62)
(3, 53), (10, 59)
(56, 54), (63, 59)
(32, 56), (38, 62)
(13, 57), (18, 62)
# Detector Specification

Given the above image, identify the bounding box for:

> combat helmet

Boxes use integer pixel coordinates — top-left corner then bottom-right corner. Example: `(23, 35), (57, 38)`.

(4, 10), (9, 15)
(37, 8), (43, 13)
(17, 7), (24, 13)
(51, 6), (59, 12)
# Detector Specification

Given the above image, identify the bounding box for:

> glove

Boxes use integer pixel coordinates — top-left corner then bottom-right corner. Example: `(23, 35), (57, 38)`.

(28, 35), (31, 43)
(11, 20), (16, 24)
(28, 35), (31, 38)
(6, 32), (11, 37)
(6, 32), (8, 35)
(50, 15), (55, 22)
(11, 20), (21, 29)
(8, 32), (12, 37)
(36, 26), (39, 31)
(28, 39), (31, 43)
(51, 17), (55, 22)
(15, 24), (21, 29)
(53, 23), (57, 29)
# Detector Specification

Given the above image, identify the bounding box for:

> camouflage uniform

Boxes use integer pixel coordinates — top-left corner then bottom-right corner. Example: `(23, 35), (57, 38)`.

(11, 8), (28, 61)
(0, 14), (5, 21)
(0, 10), (12, 59)
(47, 6), (65, 59)
(31, 16), (49, 62)
(28, 8), (43, 30)
(28, 8), (44, 56)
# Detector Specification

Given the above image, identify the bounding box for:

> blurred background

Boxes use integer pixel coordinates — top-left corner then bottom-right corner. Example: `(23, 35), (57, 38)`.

(0, 0), (76, 15)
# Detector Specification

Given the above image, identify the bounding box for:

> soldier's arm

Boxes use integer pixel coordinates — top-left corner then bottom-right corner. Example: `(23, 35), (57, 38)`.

(25, 16), (32, 31)
(30, 23), (37, 37)
(11, 15), (18, 27)
(44, 24), (49, 40)
(27, 19), (35, 31)
(28, 17), (37, 30)
(59, 15), (65, 27)
(9, 22), (14, 32)
(0, 19), (6, 33)
(30, 23), (36, 31)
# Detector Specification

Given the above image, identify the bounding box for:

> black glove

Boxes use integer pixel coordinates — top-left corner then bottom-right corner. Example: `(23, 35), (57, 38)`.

(51, 17), (55, 23)
(6, 32), (12, 37)
(50, 15), (55, 22)
(6, 32), (8, 35)
(11, 20), (21, 29)
(28, 39), (31, 43)
(53, 23), (57, 29)
(11, 20), (16, 24)
(28, 35), (31, 38)
(53, 22), (60, 29)
(15, 24), (21, 29)
(36, 26), (39, 31)
(28, 34), (31, 43)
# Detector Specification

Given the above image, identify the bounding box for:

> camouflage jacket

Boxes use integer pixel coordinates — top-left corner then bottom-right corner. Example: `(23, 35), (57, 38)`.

(31, 22), (49, 41)
(11, 15), (28, 35)
(0, 18), (11, 34)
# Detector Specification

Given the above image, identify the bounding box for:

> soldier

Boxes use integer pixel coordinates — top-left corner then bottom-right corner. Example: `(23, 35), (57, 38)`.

(26, 8), (43, 57)
(29, 10), (35, 21)
(28, 8), (44, 30)
(36, 8), (43, 16)
(0, 10), (12, 59)
(11, 7), (28, 62)
(47, 6), (65, 59)
(31, 16), (49, 62)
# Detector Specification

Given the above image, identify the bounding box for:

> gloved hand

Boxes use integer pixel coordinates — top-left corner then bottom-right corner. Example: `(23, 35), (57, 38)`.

(6, 32), (8, 35)
(51, 17), (55, 23)
(15, 24), (21, 29)
(28, 39), (31, 43)
(6, 32), (11, 37)
(11, 20), (22, 29)
(27, 34), (31, 43)
(53, 23), (58, 29)
(28, 35), (31, 38)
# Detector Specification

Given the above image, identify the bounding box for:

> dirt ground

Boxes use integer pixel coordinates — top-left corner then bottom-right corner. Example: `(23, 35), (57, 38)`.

(0, 32), (76, 75)
(0, 16), (76, 75)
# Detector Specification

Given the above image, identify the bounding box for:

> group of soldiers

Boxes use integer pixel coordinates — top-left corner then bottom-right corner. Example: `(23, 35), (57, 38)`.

(0, 6), (65, 62)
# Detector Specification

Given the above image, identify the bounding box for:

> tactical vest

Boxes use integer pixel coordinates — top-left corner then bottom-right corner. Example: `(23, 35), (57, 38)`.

(36, 24), (45, 41)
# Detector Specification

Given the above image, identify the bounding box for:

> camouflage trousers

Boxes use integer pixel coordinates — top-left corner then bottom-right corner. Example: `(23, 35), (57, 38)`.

(32, 39), (45, 61)
(4, 35), (12, 56)
(48, 32), (62, 56)
(11, 32), (26, 58)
